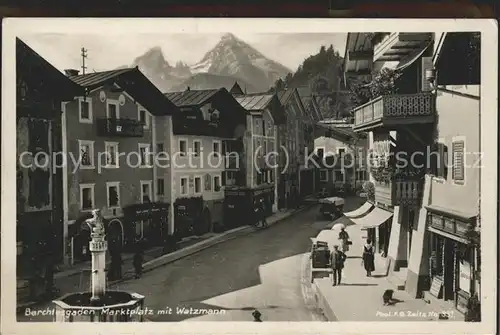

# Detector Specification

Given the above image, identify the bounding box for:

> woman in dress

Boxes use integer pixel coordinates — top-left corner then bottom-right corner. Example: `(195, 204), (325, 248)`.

(362, 238), (375, 277)
(338, 227), (350, 253)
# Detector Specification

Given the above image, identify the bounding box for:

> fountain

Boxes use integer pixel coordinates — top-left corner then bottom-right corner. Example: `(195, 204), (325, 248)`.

(52, 209), (145, 322)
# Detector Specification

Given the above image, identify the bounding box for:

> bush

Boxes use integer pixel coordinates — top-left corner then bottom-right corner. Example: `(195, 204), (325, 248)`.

(362, 181), (375, 201)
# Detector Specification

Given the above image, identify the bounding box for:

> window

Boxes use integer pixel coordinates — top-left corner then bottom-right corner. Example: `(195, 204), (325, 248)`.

(106, 181), (120, 209)
(157, 143), (164, 153)
(225, 171), (236, 186)
(194, 176), (202, 194)
(106, 99), (120, 119)
(140, 181), (152, 203)
(157, 178), (165, 196)
(79, 97), (92, 123)
(319, 169), (328, 182)
(79, 183), (95, 211)
(104, 142), (119, 168)
(193, 140), (201, 157)
(78, 140), (95, 169)
(180, 177), (188, 196)
(338, 148), (346, 156)
(262, 119), (266, 136)
(179, 139), (187, 157)
(138, 143), (151, 167)
(138, 107), (150, 129)
(214, 175), (221, 192)
(452, 138), (465, 184)
(431, 140), (449, 179)
(356, 170), (367, 181)
(204, 174), (212, 191)
(213, 140), (221, 155)
(317, 147), (325, 157)
(334, 170), (344, 181)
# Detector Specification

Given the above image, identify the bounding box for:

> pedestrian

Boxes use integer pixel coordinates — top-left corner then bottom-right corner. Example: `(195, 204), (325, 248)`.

(133, 242), (144, 279)
(330, 245), (347, 286)
(338, 227), (350, 253)
(362, 238), (375, 277)
(252, 309), (262, 322)
(260, 199), (268, 228)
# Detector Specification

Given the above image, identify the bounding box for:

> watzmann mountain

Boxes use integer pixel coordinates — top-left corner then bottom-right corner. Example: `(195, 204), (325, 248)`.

(130, 33), (292, 93)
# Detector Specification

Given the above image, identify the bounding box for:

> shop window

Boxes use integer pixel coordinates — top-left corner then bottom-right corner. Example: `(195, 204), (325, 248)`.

(157, 178), (164, 196)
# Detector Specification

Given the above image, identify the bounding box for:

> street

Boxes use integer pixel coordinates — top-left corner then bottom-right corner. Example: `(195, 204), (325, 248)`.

(19, 205), (336, 322)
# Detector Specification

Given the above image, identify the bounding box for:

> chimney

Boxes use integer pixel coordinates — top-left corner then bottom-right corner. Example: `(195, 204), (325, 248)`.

(64, 69), (79, 77)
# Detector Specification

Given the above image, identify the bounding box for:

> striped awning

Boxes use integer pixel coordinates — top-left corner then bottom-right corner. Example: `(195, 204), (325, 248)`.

(344, 202), (374, 219)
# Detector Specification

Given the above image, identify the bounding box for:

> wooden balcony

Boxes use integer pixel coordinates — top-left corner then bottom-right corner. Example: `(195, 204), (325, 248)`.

(97, 118), (144, 137)
(373, 32), (433, 62)
(375, 180), (422, 207)
(353, 93), (435, 132)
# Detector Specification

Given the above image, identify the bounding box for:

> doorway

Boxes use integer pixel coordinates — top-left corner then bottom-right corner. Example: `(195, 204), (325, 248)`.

(443, 239), (456, 301)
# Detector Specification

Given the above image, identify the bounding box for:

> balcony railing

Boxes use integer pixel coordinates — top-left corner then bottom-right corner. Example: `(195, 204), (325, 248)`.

(353, 93), (435, 132)
(97, 118), (144, 137)
(375, 180), (422, 207)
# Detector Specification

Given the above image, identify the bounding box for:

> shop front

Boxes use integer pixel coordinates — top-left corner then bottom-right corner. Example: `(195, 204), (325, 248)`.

(122, 202), (169, 249)
(426, 207), (479, 316)
(173, 197), (203, 238)
(224, 185), (275, 227)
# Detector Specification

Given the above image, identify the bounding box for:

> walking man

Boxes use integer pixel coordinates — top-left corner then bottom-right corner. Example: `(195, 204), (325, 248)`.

(330, 245), (347, 286)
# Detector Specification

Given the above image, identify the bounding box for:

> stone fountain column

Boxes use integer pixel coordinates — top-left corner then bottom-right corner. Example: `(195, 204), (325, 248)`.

(52, 209), (146, 322)
(87, 209), (107, 303)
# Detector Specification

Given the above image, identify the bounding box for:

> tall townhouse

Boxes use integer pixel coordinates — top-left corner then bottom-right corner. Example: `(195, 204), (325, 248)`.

(275, 87), (308, 208)
(314, 124), (368, 195)
(344, 32), (481, 317)
(16, 38), (83, 301)
(62, 67), (179, 264)
(225, 89), (286, 226)
(162, 87), (247, 235)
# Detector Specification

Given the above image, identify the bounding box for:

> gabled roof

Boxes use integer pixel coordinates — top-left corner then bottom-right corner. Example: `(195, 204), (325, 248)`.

(165, 89), (219, 107)
(69, 67), (179, 116)
(229, 81), (244, 95)
(69, 68), (134, 87)
(17, 38), (83, 101)
(277, 88), (295, 105)
(235, 93), (286, 125)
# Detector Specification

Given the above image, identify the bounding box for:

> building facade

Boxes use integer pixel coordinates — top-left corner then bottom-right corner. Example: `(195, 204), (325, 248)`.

(344, 32), (481, 317)
(16, 38), (83, 300)
(162, 88), (247, 235)
(225, 88), (286, 226)
(62, 67), (178, 263)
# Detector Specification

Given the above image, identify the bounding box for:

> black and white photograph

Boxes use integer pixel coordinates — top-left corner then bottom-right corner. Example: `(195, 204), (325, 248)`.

(2, 18), (497, 334)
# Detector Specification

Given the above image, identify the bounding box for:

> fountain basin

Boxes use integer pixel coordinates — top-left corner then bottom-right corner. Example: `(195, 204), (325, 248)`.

(52, 290), (145, 322)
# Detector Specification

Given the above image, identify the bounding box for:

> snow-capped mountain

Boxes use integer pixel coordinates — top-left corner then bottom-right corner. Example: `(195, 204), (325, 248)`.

(190, 33), (292, 92)
(128, 33), (292, 93)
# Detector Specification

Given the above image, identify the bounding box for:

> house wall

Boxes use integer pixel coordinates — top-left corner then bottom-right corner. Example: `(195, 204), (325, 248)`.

(64, 88), (154, 221)
(172, 135), (226, 201)
(429, 85), (480, 216)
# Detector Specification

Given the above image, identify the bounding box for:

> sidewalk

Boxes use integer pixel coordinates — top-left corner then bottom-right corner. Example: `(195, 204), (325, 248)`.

(17, 205), (313, 313)
(312, 223), (462, 322)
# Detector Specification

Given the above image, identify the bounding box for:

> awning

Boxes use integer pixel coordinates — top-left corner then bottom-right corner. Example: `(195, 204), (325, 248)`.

(428, 226), (469, 245)
(351, 207), (393, 229)
(344, 202), (374, 219)
(311, 229), (339, 248)
(395, 40), (433, 72)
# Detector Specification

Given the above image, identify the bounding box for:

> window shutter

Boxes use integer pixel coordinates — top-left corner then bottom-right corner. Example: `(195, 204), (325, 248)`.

(222, 171), (226, 186)
(421, 56), (433, 92)
(452, 141), (465, 181)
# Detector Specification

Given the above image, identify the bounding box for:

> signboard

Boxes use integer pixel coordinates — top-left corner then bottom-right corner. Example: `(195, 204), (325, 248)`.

(89, 240), (107, 252)
(459, 260), (471, 294)
(443, 218), (455, 233)
(429, 277), (443, 298)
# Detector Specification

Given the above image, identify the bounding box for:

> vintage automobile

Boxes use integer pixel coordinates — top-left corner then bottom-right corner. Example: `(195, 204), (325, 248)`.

(319, 197), (345, 219)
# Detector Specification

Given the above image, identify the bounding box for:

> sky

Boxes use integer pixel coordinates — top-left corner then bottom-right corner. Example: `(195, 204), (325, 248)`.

(20, 33), (347, 73)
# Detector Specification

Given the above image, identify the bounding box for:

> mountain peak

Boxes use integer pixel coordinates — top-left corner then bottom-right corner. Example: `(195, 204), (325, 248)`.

(133, 46), (170, 68)
(221, 32), (237, 41)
